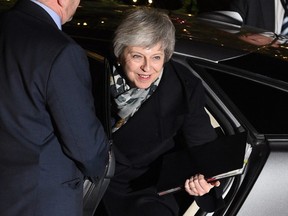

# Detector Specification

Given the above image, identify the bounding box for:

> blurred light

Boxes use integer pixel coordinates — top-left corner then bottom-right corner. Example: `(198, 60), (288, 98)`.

(76, 22), (88, 26)
(132, 0), (137, 3)
(148, 0), (153, 3)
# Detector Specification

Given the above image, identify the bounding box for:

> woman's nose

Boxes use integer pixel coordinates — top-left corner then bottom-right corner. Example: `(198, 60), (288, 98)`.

(140, 59), (150, 71)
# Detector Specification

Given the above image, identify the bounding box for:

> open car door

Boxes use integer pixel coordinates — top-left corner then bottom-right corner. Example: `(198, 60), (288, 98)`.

(83, 52), (115, 216)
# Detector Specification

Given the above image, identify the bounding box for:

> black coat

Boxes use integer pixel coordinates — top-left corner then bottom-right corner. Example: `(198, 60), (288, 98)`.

(230, 0), (275, 32)
(101, 60), (223, 216)
(0, 1), (109, 215)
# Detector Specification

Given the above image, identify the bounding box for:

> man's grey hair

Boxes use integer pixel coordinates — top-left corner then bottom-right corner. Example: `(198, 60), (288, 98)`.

(113, 7), (175, 62)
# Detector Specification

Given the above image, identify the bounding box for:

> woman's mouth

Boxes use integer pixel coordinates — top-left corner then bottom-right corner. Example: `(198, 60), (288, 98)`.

(138, 74), (151, 79)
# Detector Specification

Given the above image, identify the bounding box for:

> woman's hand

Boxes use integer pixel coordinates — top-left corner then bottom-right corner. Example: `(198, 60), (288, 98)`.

(184, 174), (220, 196)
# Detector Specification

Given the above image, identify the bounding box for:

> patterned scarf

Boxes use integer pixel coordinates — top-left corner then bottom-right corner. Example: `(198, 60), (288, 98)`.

(110, 65), (163, 132)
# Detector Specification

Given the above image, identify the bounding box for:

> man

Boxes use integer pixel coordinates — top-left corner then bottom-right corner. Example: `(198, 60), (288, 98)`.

(196, 0), (230, 13)
(229, 0), (286, 34)
(0, 0), (109, 215)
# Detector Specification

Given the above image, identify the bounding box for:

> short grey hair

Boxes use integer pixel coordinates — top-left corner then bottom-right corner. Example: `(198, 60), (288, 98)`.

(113, 7), (175, 62)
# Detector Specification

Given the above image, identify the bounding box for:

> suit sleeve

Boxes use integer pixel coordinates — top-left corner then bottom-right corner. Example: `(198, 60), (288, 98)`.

(46, 43), (109, 180)
(181, 78), (217, 147)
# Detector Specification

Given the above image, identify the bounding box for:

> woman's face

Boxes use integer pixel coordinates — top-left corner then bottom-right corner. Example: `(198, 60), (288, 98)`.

(120, 42), (165, 89)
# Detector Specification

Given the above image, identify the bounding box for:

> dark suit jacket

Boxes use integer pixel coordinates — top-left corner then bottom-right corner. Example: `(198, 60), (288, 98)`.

(101, 60), (223, 216)
(230, 0), (275, 32)
(0, 1), (109, 215)
(197, 0), (231, 13)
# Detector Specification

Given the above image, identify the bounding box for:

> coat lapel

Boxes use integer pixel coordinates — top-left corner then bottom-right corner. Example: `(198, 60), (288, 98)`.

(157, 61), (189, 118)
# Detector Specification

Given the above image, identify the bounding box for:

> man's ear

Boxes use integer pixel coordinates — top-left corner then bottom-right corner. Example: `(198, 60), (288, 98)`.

(57, 0), (66, 8)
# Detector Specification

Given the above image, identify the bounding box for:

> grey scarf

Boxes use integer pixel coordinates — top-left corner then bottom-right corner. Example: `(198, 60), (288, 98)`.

(110, 66), (163, 132)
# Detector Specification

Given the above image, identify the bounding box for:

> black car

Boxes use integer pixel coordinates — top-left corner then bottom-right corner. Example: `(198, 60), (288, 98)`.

(2, 0), (288, 215)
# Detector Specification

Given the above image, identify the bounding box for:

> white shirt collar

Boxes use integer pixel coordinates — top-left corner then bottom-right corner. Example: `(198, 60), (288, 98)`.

(275, 0), (285, 34)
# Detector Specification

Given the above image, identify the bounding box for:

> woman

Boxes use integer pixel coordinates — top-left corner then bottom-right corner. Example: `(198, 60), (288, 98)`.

(99, 7), (224, 216)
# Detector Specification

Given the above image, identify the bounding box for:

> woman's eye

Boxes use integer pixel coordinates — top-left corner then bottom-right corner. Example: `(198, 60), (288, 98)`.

(153, 56), (161, 60)
(132, 54), (142, 59)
